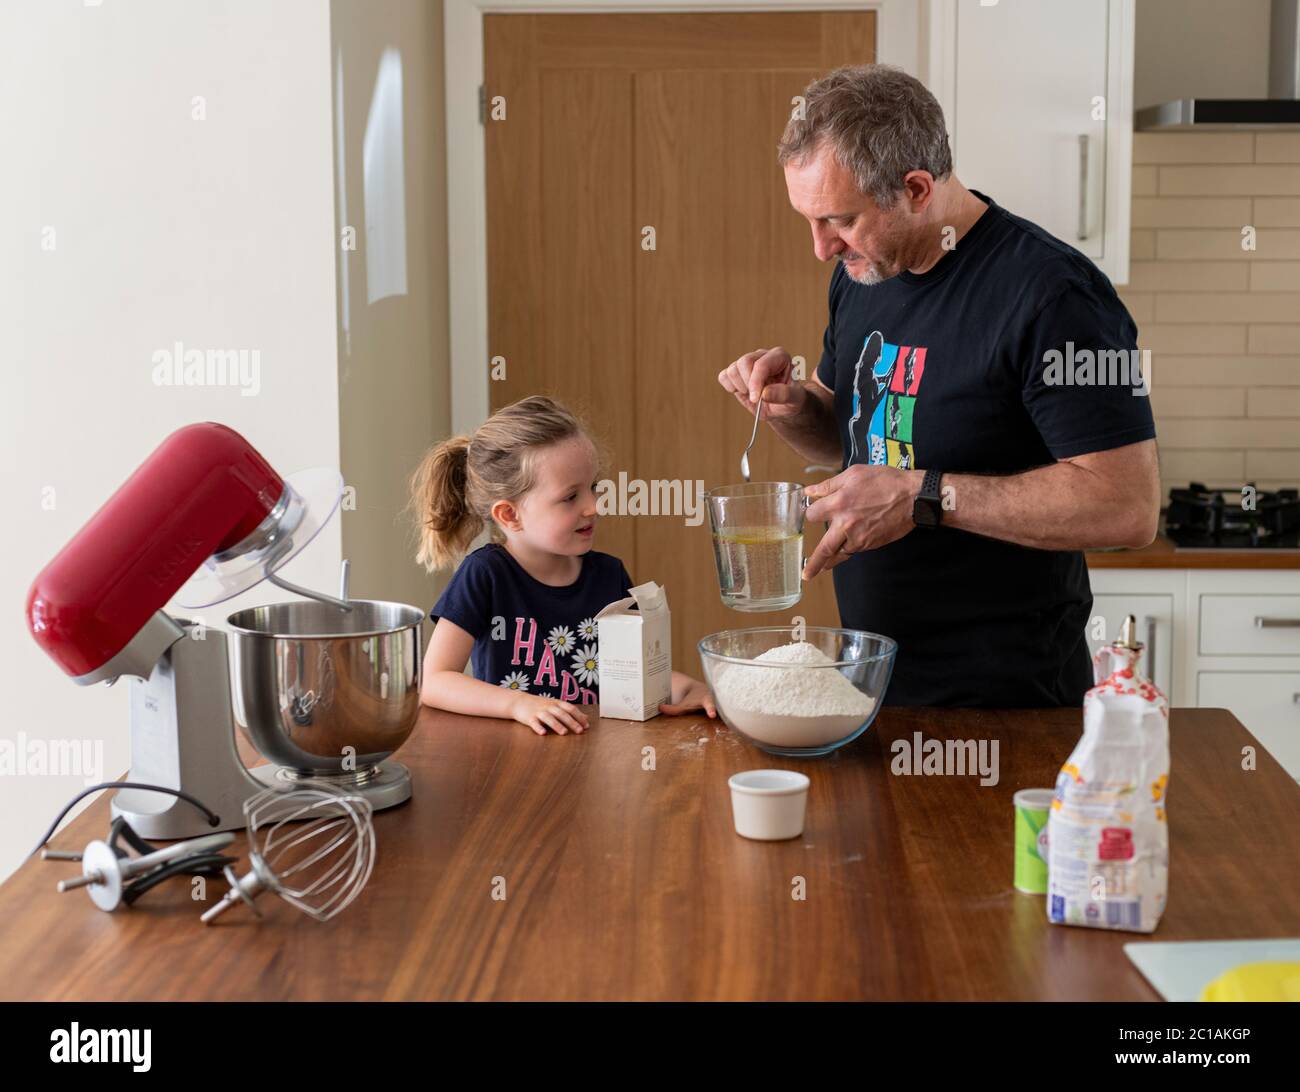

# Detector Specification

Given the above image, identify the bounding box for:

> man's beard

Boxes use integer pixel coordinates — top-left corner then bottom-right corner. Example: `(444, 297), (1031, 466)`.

(843, 260), (887, 286)
(840, 255), (892, 286)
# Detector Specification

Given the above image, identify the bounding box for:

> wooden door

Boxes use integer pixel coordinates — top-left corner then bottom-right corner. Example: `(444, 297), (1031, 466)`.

(485, 11), (876, 673)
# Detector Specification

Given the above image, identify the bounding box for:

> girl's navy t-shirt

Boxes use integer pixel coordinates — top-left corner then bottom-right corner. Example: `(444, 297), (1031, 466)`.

(431, 543), (633, 704)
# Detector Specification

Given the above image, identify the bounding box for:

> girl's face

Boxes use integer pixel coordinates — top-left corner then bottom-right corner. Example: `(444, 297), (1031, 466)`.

(505, 436), (600, 555)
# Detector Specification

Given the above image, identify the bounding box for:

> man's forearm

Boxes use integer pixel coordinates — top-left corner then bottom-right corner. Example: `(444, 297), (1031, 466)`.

(940, 454), (1159, 551)
(768, 382), (842, 466)
(800, 440), (1158, 576)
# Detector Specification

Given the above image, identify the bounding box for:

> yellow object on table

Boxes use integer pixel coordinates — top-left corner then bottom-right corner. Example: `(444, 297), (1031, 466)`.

(1199, 961), (1300, 1002)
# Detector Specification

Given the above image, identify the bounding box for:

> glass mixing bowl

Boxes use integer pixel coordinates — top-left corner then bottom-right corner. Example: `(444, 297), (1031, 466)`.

(698, 626), (896, 757)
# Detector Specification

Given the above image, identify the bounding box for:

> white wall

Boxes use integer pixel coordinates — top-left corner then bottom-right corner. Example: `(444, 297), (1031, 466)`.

(0, 0), (339, 879)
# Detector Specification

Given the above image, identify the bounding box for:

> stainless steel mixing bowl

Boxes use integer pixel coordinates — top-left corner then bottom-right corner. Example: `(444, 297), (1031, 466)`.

(225, 599), (423, 778)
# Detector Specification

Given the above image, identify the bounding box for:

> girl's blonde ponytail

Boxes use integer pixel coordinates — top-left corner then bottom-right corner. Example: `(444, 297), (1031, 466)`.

(409, 434), (483, 572)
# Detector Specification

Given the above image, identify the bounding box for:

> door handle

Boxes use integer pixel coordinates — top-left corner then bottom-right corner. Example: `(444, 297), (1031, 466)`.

(1256, 616), (1300, 627)
(1142, 615), (1156, 686)
(1077, 134), (1089, 241)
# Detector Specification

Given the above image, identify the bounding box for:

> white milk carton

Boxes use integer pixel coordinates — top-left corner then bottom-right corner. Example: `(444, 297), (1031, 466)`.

(1047, 616), (1169, 934)
(596, 581), (672, 721)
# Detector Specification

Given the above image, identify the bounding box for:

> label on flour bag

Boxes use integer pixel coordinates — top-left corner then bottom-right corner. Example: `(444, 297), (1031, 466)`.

(1046, 631), (1169, 934)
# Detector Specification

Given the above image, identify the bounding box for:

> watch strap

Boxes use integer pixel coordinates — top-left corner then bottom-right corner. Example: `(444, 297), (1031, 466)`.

(913, 468), (944, 527)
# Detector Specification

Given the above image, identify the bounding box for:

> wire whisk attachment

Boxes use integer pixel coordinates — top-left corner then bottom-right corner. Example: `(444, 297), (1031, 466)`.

(201, 784), (375, 924)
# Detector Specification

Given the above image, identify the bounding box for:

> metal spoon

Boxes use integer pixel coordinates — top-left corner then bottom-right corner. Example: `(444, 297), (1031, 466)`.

(740, 385), (764, 482)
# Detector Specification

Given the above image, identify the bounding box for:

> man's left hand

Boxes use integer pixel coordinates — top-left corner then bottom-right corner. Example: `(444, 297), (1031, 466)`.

(802, 465), (924, 579)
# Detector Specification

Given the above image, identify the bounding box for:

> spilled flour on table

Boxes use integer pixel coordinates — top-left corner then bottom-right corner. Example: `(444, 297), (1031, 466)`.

(673, 719), (745, 755)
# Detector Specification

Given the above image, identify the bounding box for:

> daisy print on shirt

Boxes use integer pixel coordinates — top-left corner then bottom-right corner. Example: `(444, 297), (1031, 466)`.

(499, 615), (600, 703)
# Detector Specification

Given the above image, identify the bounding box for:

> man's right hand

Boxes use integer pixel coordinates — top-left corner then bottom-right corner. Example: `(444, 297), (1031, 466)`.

(718, 347), (809, 421)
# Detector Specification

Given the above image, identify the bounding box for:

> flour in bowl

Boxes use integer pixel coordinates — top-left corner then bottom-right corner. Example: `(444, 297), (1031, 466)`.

(712, 641), (875, 747)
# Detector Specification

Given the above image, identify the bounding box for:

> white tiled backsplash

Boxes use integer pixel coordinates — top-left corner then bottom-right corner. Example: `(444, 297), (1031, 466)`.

(1118, 131), (1300, 500)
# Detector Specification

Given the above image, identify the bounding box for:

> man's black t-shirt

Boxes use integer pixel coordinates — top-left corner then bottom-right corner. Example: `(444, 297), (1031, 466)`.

(815, 191), (1155, 707)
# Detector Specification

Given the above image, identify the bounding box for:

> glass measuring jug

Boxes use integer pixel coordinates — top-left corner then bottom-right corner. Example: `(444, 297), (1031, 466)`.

(705, 482), (808, 611)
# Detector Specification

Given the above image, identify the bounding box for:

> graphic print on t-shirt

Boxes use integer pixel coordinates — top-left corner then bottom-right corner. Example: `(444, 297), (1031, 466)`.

(498, 614), (601, 704)
(847, 331), (927, 470)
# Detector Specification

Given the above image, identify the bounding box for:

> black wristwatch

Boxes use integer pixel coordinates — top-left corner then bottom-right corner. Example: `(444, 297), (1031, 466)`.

(912, 468), (944, 529)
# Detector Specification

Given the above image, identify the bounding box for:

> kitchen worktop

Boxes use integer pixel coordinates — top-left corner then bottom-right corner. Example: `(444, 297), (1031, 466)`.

(1086, 533), (1300, 569)
(0, 706), (1295, 1001)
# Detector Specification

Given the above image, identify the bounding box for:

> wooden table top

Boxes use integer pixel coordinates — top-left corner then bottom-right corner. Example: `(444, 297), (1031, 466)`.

(1, 705), (1295, 1001)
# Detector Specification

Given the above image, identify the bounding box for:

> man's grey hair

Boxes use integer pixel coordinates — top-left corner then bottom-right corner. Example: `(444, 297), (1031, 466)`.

(777, 64), (953, 209)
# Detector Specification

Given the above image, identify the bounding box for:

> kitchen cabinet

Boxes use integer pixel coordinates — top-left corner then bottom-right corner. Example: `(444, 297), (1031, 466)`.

(1198, 672), (1300, 785)
(927, 0), (1134, 284)
(1199, 595), (1300, 657)
(1191, 572), (1300, 781)
(1089, 563), (1300, 780)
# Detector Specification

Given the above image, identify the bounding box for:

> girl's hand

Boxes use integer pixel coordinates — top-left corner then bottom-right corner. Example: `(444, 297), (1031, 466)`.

(660, 674), (717, 718)
(510, 693), (589, 736)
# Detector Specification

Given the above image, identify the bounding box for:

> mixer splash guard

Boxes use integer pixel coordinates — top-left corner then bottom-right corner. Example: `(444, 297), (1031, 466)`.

(175, 466), (344, 609)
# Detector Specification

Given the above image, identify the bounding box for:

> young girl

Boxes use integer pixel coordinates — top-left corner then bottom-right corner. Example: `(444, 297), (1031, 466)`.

(410, 395), (716, 736)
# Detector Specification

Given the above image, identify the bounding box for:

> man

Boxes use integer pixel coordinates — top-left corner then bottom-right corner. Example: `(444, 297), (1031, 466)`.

(718, 65), (1159, 707)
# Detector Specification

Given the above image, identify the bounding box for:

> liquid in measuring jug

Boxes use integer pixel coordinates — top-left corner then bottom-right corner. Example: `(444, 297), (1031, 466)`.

(710, 526), (803, 611)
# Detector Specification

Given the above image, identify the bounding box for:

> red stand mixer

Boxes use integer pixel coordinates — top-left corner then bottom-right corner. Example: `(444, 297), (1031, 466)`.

(26, 423), (423, 839)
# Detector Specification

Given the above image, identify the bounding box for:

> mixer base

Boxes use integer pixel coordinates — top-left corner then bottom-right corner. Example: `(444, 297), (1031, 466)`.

(249, 760), (412, 811)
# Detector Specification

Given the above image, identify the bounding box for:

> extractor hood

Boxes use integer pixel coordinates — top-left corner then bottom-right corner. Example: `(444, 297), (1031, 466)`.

(1136, 0), (1300, 130)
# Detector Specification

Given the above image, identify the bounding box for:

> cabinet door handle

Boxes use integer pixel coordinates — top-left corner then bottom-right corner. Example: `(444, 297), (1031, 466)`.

(1293, 693), (1300, 705)
(1142, 615), (1156, 685)
(1255, 617), (1300, 628)
(1077, 134), (1089, 240)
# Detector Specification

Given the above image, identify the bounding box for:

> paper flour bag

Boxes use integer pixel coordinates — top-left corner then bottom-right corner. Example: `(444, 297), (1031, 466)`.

(596, 581), (671, 721)
(1047, 616), (1169, 934)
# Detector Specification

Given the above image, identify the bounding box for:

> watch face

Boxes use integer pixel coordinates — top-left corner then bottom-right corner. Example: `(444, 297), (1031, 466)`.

(913, 497), (939, 527)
